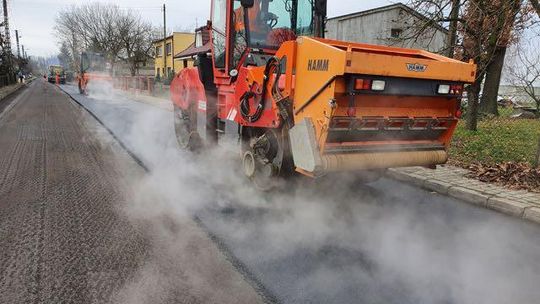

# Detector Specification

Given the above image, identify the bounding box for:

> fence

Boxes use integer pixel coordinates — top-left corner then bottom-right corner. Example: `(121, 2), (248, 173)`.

(112, 76), (155, 95)
(0, 73), (16, 88)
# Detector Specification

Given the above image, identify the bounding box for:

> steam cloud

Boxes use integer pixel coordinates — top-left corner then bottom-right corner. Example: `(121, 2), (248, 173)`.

(81, 81), (540, 304)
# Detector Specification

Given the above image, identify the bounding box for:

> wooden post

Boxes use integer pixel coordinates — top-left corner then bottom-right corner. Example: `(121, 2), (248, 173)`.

(147, 77), (154, 95)
(536, 137), (540, 168)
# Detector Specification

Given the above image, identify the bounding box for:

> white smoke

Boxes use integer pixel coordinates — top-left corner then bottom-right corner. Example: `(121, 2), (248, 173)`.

(80, 82), (540, 304)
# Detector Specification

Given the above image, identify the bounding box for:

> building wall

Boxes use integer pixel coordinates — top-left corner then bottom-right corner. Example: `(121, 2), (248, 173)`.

(153, 32), (195, 79)
(326, 7), (447, 54)
(172, 33), (195, 72)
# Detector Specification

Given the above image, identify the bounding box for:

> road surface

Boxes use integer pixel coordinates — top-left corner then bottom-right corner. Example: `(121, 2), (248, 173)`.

(0, 80), (264, 304)
(59, 83), (540, 304)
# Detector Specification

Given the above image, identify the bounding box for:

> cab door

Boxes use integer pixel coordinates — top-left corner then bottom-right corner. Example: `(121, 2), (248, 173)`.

(210, 0), (233, 84)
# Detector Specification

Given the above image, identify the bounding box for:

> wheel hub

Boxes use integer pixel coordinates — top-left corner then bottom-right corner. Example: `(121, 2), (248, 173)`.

(242, 151), (256, 178)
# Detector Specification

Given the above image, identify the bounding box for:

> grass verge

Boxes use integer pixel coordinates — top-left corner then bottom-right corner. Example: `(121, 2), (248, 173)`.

(449, 118), (540, 166)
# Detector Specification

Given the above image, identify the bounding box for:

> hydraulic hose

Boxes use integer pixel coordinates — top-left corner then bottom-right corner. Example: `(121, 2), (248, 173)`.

(240, 56), (282, 124)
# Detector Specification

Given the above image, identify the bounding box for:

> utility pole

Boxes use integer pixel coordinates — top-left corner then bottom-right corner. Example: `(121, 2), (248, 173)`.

(21, 45), (25, 60)
(15, 29), (20, 59)
(446, 0), (460, 58)
(3, 0), (14, 81)
(162, 3), (167, 79)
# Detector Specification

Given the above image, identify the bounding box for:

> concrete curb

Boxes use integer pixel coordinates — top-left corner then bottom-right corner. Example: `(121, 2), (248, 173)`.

(0, 83), (25, 101)
(387, 168), (540, 225)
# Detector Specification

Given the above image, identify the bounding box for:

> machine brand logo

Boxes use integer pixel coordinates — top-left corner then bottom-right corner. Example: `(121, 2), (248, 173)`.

(406, 63), (427, 72)
(308, 59), (329, 71)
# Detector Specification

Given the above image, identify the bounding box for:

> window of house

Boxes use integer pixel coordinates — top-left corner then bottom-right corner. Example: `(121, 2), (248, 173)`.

(167, 67), (172, 77)
(166, 42), (172, 55)
(156, 46), (163, 57)
(156, 68), (161, 78)
(183, 60), (188, 68)
(391, 28), (403, 39)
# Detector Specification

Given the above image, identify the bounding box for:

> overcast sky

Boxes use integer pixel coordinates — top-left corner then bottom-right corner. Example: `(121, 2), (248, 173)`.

(10, 0), (395, 57)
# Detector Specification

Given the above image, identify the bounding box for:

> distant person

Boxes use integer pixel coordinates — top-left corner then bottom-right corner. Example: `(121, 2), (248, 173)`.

(55, 74), (60, 85)
(17, 71), (24, 83)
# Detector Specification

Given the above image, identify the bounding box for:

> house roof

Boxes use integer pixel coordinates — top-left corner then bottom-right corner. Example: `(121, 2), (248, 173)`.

(174, 43), (212, 60)
(153, 35), (174, 44)
(327, 2), (448, 34)
(174, 26), (212, 59)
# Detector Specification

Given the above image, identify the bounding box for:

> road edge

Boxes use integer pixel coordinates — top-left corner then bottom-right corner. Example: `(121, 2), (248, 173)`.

(386, 168), (540, 225)
(0, 80), (36, 123)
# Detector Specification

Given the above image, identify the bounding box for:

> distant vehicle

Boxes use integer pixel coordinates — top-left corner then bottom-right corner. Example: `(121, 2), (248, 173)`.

(77, 52), (111, 94)
(48, 65), (66, 84)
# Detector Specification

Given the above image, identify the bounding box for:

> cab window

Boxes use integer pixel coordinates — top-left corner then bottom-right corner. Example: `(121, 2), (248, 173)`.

(212, 0), (227, 69)
(231, 0), (248, 69)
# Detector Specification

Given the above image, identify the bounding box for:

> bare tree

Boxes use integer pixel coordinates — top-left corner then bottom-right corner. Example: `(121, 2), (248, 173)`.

(478, 0), (524, 116)
(446, 0), (461, 57)
(407, 0), (532, 130)
(58, 42), (72, 70)
(115, 11), (158, 76)
(70, 3), (123, 73)
(54, 3), (155, 76)
(405, 0), (461, 56)
(506, 40), (540, 112)
(531, 0), (540, 16)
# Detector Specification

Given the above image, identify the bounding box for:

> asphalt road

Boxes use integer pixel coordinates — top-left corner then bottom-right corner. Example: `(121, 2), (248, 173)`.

(0, 80), (264, 304)
(61, 83), (540, 304)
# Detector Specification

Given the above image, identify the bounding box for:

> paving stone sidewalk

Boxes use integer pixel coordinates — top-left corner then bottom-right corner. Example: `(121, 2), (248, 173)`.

(388, 166), (540, 224)
(120, 90), (173, 112)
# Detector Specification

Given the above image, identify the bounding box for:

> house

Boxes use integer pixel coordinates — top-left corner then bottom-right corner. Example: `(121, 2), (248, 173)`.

(153, 32), (195, 79)
(325, 3), (448, 54)
(174, 25), (212, 68)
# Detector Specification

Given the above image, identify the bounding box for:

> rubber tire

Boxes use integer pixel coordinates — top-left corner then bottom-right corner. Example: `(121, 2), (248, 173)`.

(174, 106), (201, 151)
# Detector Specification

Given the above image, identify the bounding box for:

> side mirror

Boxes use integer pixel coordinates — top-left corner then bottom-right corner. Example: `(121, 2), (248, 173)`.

(240, 0), (254, 8)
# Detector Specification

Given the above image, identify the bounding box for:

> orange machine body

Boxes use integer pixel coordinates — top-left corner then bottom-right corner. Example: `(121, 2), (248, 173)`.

(170, 0), (476, 179)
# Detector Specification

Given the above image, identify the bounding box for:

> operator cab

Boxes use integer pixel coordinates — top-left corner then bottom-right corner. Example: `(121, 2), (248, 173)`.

(239, 0), (316, 49)
(211, 0), (325, 78)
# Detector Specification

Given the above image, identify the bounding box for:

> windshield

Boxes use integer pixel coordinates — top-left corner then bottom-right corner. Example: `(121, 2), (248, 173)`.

(244, 0), (314, 49)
